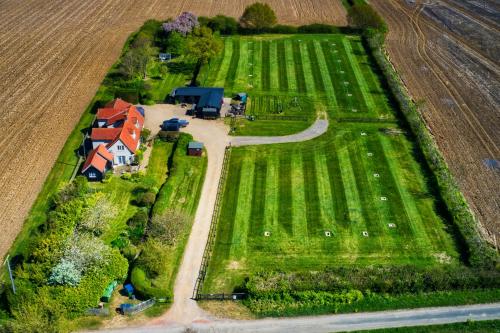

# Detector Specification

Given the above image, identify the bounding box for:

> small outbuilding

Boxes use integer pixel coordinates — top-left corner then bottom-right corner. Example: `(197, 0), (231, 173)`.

(170, 87), (224, 118)
(159, 53), (171, 62)
(188, 141), (204, 156)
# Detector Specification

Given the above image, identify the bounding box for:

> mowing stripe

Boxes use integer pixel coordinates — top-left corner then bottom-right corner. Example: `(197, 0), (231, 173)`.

(379, 134), (433, 251)
(314, 151), (336, 232)
(234, 39), (248, 92)
(278, 153), (293, 235)
(346, 131), (384, 252)
(291, 152), (308, 239)
(264, 153), (279, 234)
(359, 133), (405, 255)
(306, 40), (326, 93)
(226, 38), (241, 91)
(342, 38), (376, 111)
(277, 39), (289, 92)
(314, 40), (337, 107)
(247, 39), (256, 91)
(249, 156), (267, 238)
(302, 151), (322, 237)
(320, 40), (351, 114)
(252, 40), (262, 91)
(269, 39), (280, 92)
(202, 39), (225, 86)
(261, 40), (271, 91)
(217, 155), (242, 260)
(284, 39), (297, 92)
(214, 38), (233, 87)
(230, 154), (255, 259)
(299, 41), (317, 95)
(292, 40), (307, 93)
(324, 138), (350, 229)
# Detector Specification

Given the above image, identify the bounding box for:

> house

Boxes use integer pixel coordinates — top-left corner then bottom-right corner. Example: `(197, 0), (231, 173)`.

(81, 144), (114, 181)
(82, 98), (144, 180)
(188, 141), (203, 156)
(170, 87), (224, 118)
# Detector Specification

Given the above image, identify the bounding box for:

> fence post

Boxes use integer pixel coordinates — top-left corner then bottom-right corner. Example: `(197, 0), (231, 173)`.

(4, 256), (15, 294)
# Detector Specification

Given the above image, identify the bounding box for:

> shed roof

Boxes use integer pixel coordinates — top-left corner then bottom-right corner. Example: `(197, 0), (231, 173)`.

(188, 141), (204, 149)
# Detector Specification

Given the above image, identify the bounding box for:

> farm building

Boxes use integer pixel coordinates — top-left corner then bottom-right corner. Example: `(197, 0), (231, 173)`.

(83, 98), (144, 180)
(188, 141), (204, 156)
(158, 53), (171, 62)
(170, 87), (224, 118)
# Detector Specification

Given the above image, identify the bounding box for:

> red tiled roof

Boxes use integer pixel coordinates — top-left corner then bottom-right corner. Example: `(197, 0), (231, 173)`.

(108, 119), (141, 153)
(82, 144), (114, 173)
(105, 98), (131, 110)
(96, 100), (144, 127)
(91, 128), (121, 141)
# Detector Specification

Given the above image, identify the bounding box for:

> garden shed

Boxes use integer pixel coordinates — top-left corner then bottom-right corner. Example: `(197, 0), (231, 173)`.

(188, 141), (204, 156)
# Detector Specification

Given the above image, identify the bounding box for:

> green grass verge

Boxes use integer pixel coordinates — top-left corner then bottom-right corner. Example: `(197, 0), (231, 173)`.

(345, 320), (500, 333)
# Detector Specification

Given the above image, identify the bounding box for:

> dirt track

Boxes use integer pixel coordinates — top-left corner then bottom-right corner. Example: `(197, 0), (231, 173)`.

(371, 0), (500, 243)
(0, 0), (346, 260)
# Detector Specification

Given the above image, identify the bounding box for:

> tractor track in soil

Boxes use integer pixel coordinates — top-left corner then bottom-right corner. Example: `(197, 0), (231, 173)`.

(371, 0), (499, 242)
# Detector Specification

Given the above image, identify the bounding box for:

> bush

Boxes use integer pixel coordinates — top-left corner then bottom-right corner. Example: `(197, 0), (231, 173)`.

(136, 191), (156, 207)
(131, 267), (171, 300)
(137, 239), (168, 278)
(298, 24), (339, 33)
(158, 130), (179, 142)
(348, 3), (387, 35)
(121, 172), (132, 180)
(201, 15), (238, 35)
(141, 128), (151, 141)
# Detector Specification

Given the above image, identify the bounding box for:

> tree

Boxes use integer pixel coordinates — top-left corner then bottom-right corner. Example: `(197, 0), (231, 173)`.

(120, 46), (153, 79)
(347, 3), (387, 34)
(48, 259), (81, 286)
(79, 193), (117, 235)
(163, 12), (199, 36)
(187, 26), (223, 65)
(148, 210), (188, 245)
(137, 239), (168, 278)
(165, 31), (187, 56)
(240, 2), (277, 30)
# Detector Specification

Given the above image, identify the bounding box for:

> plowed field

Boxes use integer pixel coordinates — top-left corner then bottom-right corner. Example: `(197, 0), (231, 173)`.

(371, 0), (500, 244)
(0, 0), (346, 260)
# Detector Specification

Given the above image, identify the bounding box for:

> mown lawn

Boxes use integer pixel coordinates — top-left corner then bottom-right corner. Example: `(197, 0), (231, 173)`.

(203, 34), (461, 293)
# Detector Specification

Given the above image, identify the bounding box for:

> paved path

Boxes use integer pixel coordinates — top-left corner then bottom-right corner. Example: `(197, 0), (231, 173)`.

(231, 119), (329, 146)
(99, 303), (500, 332)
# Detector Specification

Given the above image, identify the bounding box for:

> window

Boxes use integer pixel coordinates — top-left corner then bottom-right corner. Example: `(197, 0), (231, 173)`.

(117, 145), (125, 151)
(88, 172), (96, 178)
(118, 156), (126, 165)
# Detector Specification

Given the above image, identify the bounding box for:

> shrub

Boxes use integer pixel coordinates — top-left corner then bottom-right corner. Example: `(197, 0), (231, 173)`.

(52, 176), (89, 206)
(121, 172), (132, 180)
(158, 130), (179, 142)
(131, 267), (171, 300)
(141, 128), (151, 141)
(136, 191), (156, 207)
(298, 24), (339, 34)
(347, 3), (387, 35)
(202, 15), (238, 35)
(137, 239), (168, 278)
(163, 12), (199, 36)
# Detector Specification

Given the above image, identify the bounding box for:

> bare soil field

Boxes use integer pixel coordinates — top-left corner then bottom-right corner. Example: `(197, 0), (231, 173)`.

(371, 0), (500, 243)
(0, 0), (346, 260)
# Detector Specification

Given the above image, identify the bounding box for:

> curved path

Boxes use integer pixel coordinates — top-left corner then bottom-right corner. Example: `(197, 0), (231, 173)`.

(231, 119), (329, 147)
(141, 105), (329, 326)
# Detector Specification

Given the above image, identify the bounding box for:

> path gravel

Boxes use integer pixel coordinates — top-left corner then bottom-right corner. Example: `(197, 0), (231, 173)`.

(231, 119), (329, 146)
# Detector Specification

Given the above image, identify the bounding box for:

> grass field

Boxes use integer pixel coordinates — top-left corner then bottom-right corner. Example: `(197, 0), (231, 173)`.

(346, 320), (500, 333)
(203, 35), (461, 293)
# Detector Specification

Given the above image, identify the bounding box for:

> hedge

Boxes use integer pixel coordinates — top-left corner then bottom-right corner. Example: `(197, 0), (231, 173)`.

(130, 266), (171, 301)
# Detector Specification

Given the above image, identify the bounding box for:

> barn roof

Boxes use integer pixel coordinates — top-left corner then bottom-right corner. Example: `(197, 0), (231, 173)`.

(172, 87), (224, 109)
